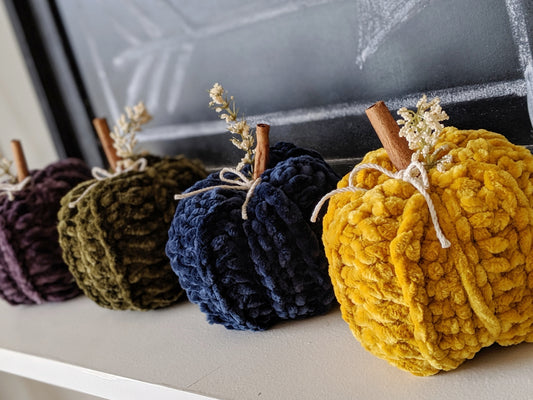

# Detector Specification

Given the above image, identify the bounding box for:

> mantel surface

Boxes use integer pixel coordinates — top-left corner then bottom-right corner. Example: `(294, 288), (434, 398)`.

(1, 297), (532, 400)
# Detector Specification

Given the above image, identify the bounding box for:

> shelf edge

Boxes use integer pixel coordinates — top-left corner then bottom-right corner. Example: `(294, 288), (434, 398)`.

(0, 348), (215, 400)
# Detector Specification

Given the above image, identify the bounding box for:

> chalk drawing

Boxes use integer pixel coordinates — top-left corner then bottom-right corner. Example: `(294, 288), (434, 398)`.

(84, 0), (340, 122)
(167, 43), (194, 114)
(160, 0), (195, 36)
(111, 19), (142, 47)
(146, 51), (171, 111)
(126, 56), (154, 109)
(355, 0), (430, 68)
(188, 0), (335, 39)
(118, 0), (164, 39)
(82, 22), (121, 122)
(74, 0), (532, 134)
(138, 79), (527, 142)
(112, 37), (183, 68)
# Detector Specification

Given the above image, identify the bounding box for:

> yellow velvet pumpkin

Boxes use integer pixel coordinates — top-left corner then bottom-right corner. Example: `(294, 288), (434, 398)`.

(322, 126), (533, 375)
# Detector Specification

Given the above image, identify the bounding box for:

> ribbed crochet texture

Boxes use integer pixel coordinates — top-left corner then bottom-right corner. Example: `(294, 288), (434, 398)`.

(166, 142), (340, 330)
(0, 158), (92, 305)
(322, 127), (533, 375)
(58, 155), (207, 310)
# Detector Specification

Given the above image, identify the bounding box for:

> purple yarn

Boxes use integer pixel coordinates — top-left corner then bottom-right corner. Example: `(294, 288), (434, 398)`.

(0, 158), (92, 305)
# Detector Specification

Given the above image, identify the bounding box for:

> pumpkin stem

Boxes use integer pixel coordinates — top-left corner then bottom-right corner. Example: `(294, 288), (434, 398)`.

(10, 140), (29, 182)
(365, 101), (413, 170)
(253, 123), (270, 180)
(93, 118), (121, 172)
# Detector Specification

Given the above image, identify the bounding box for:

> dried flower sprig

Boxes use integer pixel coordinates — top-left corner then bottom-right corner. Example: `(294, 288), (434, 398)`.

(111, 101), (152, 169)
(0, 155), (16, 184)
(397, 95), (451, 172)
(209, 83), (255, 173)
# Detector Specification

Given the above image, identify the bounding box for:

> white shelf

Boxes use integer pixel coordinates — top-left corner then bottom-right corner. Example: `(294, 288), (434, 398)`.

(1, 296), (533, 400)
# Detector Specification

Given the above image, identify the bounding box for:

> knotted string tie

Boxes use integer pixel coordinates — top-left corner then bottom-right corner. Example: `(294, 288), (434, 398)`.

(311, 160), (451, 248)
(68, 158), (147, 208)
(174, 167), (261, 220)
(0, 176), (32, 201)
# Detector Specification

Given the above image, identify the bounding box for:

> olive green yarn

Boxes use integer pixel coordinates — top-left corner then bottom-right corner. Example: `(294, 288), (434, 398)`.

(57, 155), (207, 310)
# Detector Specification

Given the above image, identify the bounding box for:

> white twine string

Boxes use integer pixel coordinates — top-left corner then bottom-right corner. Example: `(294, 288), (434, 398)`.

(174, 167), (261, 220)
(68, 158), (148, 208)
(0, 176), (31, 201)
(311, 160), (451, 249)
(310, 185), (366, 223)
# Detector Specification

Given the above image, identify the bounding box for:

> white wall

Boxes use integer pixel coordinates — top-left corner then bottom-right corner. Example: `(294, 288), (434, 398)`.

(0, 2), (99, 400)
(0, 1), (57, 169)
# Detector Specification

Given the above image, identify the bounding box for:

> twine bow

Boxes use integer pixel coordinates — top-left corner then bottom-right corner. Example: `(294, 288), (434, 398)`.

(0, 176), (31, 201)
(68, 158), (147, 208)
(311, 160), (451, 249)
(174, 167), (261, 220)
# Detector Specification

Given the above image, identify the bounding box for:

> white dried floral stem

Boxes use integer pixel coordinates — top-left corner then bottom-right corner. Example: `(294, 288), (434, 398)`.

(208, 83), (255, 173)
(397, 95), (449, 170)
(111, 101), (152, 161)
(0, 157), (16, 184)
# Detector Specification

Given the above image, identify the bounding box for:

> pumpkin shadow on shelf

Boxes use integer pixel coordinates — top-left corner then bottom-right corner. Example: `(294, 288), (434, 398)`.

(444, 342), (533, 376)
(257, 304), (342, 333)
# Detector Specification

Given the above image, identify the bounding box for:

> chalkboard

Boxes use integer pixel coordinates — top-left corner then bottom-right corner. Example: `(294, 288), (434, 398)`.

(8, 0), (533, 173)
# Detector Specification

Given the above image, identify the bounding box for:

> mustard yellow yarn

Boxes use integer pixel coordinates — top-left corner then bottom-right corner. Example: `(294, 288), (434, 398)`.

(322, 127), (533, 376)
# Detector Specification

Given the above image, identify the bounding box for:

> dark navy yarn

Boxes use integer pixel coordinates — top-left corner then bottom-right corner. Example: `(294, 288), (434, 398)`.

(166, 142), (339, 330)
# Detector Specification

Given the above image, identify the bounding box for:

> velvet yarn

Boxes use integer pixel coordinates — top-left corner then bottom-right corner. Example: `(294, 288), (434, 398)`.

(322, 127), (533, 375)
(0, 158), (92, 305)
(58, 155), (207, 311)
(166, 142), (340, 330)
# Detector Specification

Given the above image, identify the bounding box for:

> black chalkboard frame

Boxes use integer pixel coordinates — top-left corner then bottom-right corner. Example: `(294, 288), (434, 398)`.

(3, 0), (103, 167)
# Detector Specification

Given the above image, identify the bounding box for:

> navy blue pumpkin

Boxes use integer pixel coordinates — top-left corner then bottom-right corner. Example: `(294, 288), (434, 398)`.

(166, 142), (339, 330)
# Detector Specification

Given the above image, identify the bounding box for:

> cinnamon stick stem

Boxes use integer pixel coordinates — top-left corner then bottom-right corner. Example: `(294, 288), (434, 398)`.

(253, 124), (270, 180)
(10, 140), (29, 182)
(365, 101), (413, 170)
(92, 118), (120, 172)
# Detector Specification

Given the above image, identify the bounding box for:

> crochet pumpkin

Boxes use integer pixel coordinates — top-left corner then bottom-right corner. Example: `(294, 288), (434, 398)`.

(57, 105), (207, 310)
(0, 142), (91, 305)
(320, 98), (533, 376)
(166, 84), (339, 330)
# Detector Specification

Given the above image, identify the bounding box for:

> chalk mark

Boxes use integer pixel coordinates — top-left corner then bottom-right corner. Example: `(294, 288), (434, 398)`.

(138, 79), (527, 142)
(355, 0), (430, 68)
(84, 0), (342, 121)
